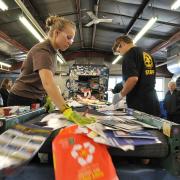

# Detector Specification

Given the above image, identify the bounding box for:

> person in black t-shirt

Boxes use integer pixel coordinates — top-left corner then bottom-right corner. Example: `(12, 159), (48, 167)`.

(112, 35), (160, 116)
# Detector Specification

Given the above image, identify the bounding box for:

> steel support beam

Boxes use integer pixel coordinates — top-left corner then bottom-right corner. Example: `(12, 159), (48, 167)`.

(150, 31), (180, 54)
(64, 50), (111, 61)
(75, 0), (84, 48)
(97, 24), (170, 41)
(0, 31), (28, 53)
(92, 0), (100, 48)
(25, 0), (45, 28)
(99, 11), (180, 28)
(126, 0), (150, 34)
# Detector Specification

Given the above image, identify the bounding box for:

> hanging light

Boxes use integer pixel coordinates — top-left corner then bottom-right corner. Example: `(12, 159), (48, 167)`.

(112, 55), (122, 64)
(133, 16), (158, 44)
(0, 62), (11, 68)
(57, 55), (65, 64)
(19, 16), (43, 42)
(0, 0), (8, 11)
(171, 0), (180, 10)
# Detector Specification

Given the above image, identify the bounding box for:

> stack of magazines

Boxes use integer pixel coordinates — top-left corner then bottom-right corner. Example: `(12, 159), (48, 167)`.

(99, 116), (142, 132)
(83, 113), (161, 151)
(0, 124), (52, 175)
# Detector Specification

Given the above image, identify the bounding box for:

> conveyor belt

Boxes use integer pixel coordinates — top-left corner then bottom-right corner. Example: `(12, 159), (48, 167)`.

(6, 107), (178, 175)
(25, 108), (169, 158)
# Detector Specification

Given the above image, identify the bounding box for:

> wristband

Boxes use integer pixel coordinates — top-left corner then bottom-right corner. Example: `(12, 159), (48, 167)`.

(61, 104), (71, 113)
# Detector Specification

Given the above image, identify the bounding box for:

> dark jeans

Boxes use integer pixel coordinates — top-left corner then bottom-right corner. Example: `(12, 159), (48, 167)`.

(7, 93), (44, 107)
(127, 91), (160, 117)
(167, 114), (180, 124)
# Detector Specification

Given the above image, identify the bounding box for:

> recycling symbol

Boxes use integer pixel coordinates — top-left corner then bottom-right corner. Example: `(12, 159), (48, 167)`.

(143, 52), (153, 68)
(71, 142), (95, 166)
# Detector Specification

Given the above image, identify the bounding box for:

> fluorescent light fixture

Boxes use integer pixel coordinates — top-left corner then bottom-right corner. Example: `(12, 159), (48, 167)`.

(15, 54), (27, 58)
(133, 16), (158, 44)
(57, 55), (65, 64)
(14, 55), (27, 60)
(0, 62), (11, 68)
(112, 55), (122, 64)
(0, 0), (8, 11)
(171, 0), (180, 10)
(19, 16), (43, 42)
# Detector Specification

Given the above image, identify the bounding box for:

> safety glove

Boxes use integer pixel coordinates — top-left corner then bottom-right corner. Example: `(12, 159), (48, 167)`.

(44, 96), (55, 113)
(112, 92), (123, 105)
(63, 106), (96, 125)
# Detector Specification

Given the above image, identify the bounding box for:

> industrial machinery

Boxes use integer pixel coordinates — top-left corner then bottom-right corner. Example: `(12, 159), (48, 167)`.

(0, 107), (179, 177)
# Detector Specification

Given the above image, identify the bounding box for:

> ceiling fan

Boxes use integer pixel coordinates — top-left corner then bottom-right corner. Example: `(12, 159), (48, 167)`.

(85, 11), (113, 27)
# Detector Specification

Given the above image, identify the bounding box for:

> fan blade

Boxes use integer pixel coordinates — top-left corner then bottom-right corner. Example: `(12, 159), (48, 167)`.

(87, 11), (98, 20)
(98, 18), (113, 23)
(85, 20), (95, 27)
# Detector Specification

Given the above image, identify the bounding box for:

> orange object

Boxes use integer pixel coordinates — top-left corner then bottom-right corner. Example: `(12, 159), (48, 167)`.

(52, 125), (119, 180)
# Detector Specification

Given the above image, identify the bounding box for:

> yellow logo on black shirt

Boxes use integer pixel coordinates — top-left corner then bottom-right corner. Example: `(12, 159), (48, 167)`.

(143, 52), (153, 68)
(143, 52), (155, 75)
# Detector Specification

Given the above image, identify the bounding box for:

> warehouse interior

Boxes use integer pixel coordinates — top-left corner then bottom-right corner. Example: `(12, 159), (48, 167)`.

(0, 0), (180, 179)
